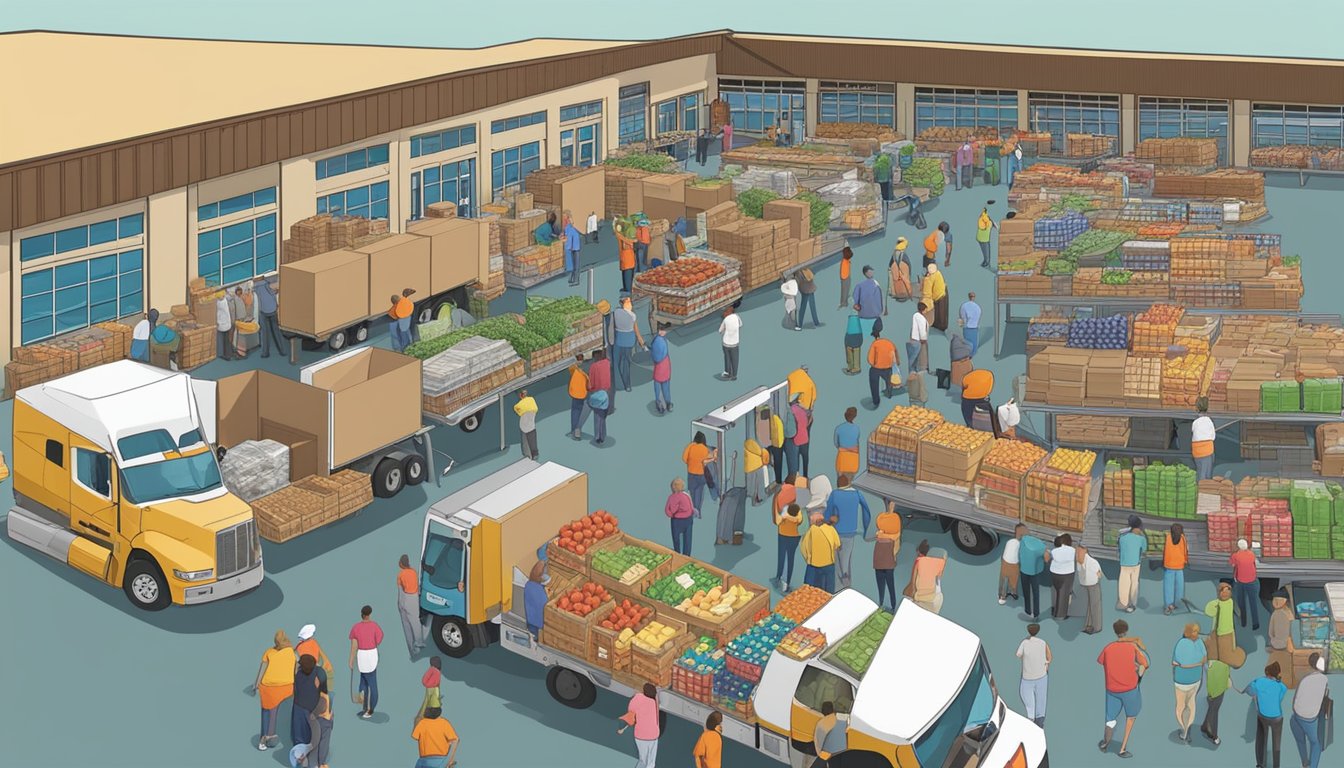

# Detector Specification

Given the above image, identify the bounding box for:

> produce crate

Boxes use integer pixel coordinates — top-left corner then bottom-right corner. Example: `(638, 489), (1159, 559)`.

(774, 585), (833, 624)
(291, 477), (341, 528)
(725, 653), (764, 684)
(867, 406), (945, 480)
(671, 661), (717, 704)
(252, 485), (331, 543)
(977, 487), (1025, 520)
(544, 534), (623, 578)
(1024, 500), (1087, 532)
(630, 616), (694, 687)
(543, 585), (612, 660)
(672, 577), (771, 646)
(588, 535), (678, 598)
(588, 598), (656, 672)
(918, 424), (995, 486)
(296, 470), (374, 518)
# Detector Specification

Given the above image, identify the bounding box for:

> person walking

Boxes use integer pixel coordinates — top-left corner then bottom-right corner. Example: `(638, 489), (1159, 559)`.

(1200, 657), (1232, 747)
(251, 630), (296, 751)
(745, 435), (771, 505)
(843, 311), (864, 376)
(1191, 398), (1223, 481)
(976, 207), (996, 268)
(1172, 623), (1207, 743)
(825, 474), (872, 590)
(617, 224), (637, 293)
(800, 512), (841, 592)
(787, 365), (818, 418)
(1244, 661), (1288, 768)
(1290, 652), (1329, 768)
(296, 624), (334, 678)
(795, 268), (820, 330)
(292, 652), (328, 751)
(1267, 589), (1295, 684)
(563, 211), (584, 287)
(613, 297), (646, 392)
(586, 349), (612, 445)
(397, 555), (426, 659)
(1161, 523), (1189, 615)
(1044, 533), (1077, 620)
(693, 711), (724, 768)
(568, 354), (589, 440)
(618, 683), (661, 768)
(635, 218), (653, 272)
(1117, 516), (1147, 613)
(908, 302), (930, 374)
(874, 150), (893, 203)
(411, 707), (458, 768)
(718, 301), (742, 381)
(954, 138), (975, 191)
(683, 432), (716, 515)
(960, 368), (993, 428)
(998, 526), (1022, 606)
(586, 210), (600, 244)
(908, 540), (947, 614)
(650, 322), (672, 414)
(872, 501), (901, 610)
(1005, 144), (1023, 188)
(837, 247), (854, 309)
(665, 477), (696, 556)
(215, 293), (235, 361)
(958, 292), (982, 356)
(1230, 539), (1261, 630)
(866, 327), (899, 408)
(1077, 544), (1106, 634)
(834, 407), (862, 479)
(1204, 580), (1246, 669)
(922, 222), (953, 272)
(348, 605), (384, 719)
(1097, 619), (1150, 760)
(1017, 623), (1051, 728)
(774, 501), (804, 594)
(852, 266), (885, 337)
(252, 277), (283, 358)
(1018, 525), (1047, 621)
(513, 390), (539, 460)
(694, 128), (711, 166)
(785, 393), (811, 478)
(922, 262), (949, 332)
(721, 121), (733, 153)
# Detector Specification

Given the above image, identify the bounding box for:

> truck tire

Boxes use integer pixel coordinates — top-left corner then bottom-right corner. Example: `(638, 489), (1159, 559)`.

(829, 751), (895, 768)
(460, 411), (483, 433)
(430, 615), (474, 658)
(950, 520), (996, 556)
(402, 454), (427, 486)
(352, 323), (370, 343)
(372, 457), (405, 498)
(123, 557), (172, 611)
(328, 330), (348, 352)
(546, 666), (596, 709)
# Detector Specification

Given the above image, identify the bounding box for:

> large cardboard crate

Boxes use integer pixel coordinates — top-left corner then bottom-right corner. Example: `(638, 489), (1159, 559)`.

(407, 217), (490, 295)
(685, 181), (734, 212)
(356, 234), (431, 313)
(763, 199), (811, 240)
(279, 249), (370, 337)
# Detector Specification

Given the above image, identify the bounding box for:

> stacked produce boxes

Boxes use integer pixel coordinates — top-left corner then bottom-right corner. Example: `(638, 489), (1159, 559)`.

(725, 613), (797, 683)
(671, 636), (725, 703)
(1025, 449), (1097, 532)
(1154, 169), (1265, 202)
(1133, 462), (1199, 518)
(1067, 133), (1114, 157)
(4, 321), (135, 396)
(632, 253), (743, 319)
(1104, 460), (1134, 508)
(1033, 212), (1089, 250)
(867, 406), (945, 480)
(1135, 138), (1219, 166)
(918, 424), (995, 488)
(1056, 415), (1131, 448)
(1131, 305), (1184, 356)
(1161, 354), (1211, 407)
(975, 440), (1048, 519)
(1290, 481), (1335, 560)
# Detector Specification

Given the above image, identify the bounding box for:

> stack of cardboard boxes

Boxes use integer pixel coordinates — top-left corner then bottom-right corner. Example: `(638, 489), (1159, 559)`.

(1134, 138), (1219, 166)
(1153, 169), (1265, 201)
(1066, 133), (1114, 157)
(4, 321), (134, 396)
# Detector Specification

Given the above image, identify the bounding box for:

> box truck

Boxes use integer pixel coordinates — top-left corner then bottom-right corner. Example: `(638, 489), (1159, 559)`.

(416, 460), (1048, 768)
(7, 361), (262, 610)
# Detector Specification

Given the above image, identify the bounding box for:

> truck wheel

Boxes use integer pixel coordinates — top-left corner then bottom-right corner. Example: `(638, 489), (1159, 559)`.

(372, 457), (404, 498)
(431, 615), (474, 658)
(402, 454), (427, 486)
(352, 323), (370, 343)
(546, 666), (596, 709)
(950, 520), (995, 556)
(328, 330), (348, 352)
(123, 558), (172, 611)
(829, 751), (895, 768)
(460, 411), (482, 433)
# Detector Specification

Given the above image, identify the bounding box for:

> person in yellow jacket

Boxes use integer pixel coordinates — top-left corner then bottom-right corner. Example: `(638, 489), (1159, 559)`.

(744, 437), (772, 505)
(787, 365), (817, 417)
(513, 390), (539, 460)
(567, 354), (589, 440)
(801, 512), (842, 593)
(922, 263), (949, 332)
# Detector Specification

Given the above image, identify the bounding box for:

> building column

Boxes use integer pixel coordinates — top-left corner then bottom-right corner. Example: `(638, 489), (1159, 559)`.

(1232, 99), (1251, 167)
(1017, 90), (1030, 131)
(147, 188), (189, 312)
(1, 232), (12, 379)
(1120, 94), (1137, 154)
(896, 83), (916, 138)
(805, 78), (819, 137)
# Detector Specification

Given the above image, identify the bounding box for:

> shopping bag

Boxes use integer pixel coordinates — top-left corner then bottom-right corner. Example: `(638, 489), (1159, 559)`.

(936, 369), (952, 390)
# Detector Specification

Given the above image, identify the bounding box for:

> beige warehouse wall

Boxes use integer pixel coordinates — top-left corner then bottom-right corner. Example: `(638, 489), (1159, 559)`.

(148, 189), (189, 311)
(2, 232), (11, 378)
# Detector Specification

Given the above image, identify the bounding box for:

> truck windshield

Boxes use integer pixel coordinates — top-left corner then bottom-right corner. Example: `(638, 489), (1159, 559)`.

(120, 451), (224, 504)
(912, 654), (1000, 768)
(422, 532), (465, 591)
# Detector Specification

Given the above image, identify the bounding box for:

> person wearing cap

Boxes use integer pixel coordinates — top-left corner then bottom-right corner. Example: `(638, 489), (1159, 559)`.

(1230, 538), (1261, 630)
(889, 238), (913, 302)
(976, 207), (996, 268)
(388, 289), (416, 353)
(1290, 652), (1330, 768)
(612, 296), (646, 393)
(1116, 516), (1147, 613)
(296, 624), (333, 677)
(717, 301), (742, 381)
(960, 369), (993, 428)
(959, 292), (982, 356)
(252, 630), (295, 751)
(649, 322), (673, 414)
(397, 554), (427, 659)
(412, 706), (459, 768)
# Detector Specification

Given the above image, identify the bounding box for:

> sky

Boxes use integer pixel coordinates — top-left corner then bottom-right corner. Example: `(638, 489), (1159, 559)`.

(4, 0), (1343, 59)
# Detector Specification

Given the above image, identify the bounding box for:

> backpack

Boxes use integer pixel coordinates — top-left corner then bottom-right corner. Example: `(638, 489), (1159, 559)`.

(890, 257), (912, 301)
(784, 407), (798, 440)
(586, 389), (609, 410)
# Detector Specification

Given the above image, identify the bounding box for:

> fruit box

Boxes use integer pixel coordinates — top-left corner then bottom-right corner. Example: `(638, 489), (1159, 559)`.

(545, 534), (622, 578)
(588, 598), (656, 672)
(674, 576), (771, 646)
(543, 583), (613, 659)
(630, 616), (695, 687)
(589, 534), (679, 598)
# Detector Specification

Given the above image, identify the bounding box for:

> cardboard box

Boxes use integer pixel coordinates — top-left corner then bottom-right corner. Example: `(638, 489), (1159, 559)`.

(763, 199), (811, 241)
(407, 217), (489, 294)
(356, 234), (431, 314)
(279, 249), (370, 337)
(643, 195), (686, 230)
(641, 175), (686, 205)
(685, 182), (734, 211)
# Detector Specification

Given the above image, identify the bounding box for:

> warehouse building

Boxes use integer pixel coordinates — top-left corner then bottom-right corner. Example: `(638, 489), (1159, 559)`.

(2, 30), (1341, 375)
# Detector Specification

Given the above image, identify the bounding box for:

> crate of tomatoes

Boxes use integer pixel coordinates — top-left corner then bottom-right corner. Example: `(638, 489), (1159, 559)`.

(588, 597), (656, 672)
(543, 581), (614, 659)
(545, 510), (623, 575)
(633, 252), (741, 297)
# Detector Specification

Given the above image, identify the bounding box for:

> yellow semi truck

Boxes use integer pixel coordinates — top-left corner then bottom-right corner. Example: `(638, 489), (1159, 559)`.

(7, 360), (262, 610)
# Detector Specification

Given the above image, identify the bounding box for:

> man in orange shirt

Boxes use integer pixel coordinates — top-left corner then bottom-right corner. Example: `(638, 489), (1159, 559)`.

(397, 554), (425, 659)
(388, 289), (416, 352)
(568, 354), (589, 440)
(837, 246), (854, 309)
(683, 432), (716, 514)
(693, 711), (724, 768)
(617, 227), (637, 293)
(411, 707), (458, 768)
(867, 327), (899, 408)
(961, 369), (994, 427)
(635, 218), (652, 271)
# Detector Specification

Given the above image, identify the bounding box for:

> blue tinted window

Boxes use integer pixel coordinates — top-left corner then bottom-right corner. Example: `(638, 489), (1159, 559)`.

(55, 262), (88, 288)
(89, 254), (117, 281)
(198, 203), (219, 221)
(119, 215), (144, 238)
(20, 233), (55, 261)
(560, 101), (603, 123)
(409, 125), (477, 158)
(315, 145), (389, 179)
(492, 111), (546, 134)
(54, 227), (88, 254)
(88, 220), (118, 246)
(19, 246), (144, 343)
(217, 193), (252, 217)
(254, 187), (276, 206)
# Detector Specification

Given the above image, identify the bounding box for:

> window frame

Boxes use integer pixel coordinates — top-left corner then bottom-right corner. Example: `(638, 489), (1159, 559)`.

(197, 213), (278, 288)
(490, 111), (547, 135)
(73, 446), (113, 499)
(315, 144), (390, 181)
(491, 142), (542, 198)
(409, 125), (477, 159)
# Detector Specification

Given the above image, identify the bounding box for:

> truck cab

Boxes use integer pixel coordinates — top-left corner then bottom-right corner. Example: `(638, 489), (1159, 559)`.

(7, 361), (262, 610)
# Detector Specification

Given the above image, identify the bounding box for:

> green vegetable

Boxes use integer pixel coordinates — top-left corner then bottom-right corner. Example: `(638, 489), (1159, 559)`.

(795, 190), (834, 235)
(902, 158), (945, 196)
(1100, 269), (1133, 285)
(899, 144), (916, 156)
(999, 258), (1040, 273)
(737, 188), (782, 219)
(1283, 254), (1301, 267)
(645, 564), (721, 606)
(405, 315), (554, 360)
(592, 546), (671, 580)
(1049, 193), (1098, 215)
(1043, 258), (1078, 276)
(604, 153), (678, 173)
(690, 177), (731, 189)
(830, 610), (894, 677)
(1061, 229), (1136, 260)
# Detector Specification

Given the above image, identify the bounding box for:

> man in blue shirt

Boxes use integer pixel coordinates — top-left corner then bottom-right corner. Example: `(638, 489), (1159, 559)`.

(1244, 661), (1288, 768)
(563, 213), (584, 286)
(851, 266), (885, 341)
(958, 291), (983, 357)
(252, 277), (283, 359)
(1117, 516), (1148, 613)
(1017, 524), (1047, 620)
(824, 475), (872, 590)
(523, 560), (548, 639)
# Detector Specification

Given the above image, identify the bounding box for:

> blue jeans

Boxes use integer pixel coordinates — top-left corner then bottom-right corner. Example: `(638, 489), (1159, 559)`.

(1290, 714), (1322, 768)
(805, 563), (835, 592)
(1234, 580), (1260, 627)
(261, 705), (280, 739)
(570, 397), (586, 434)
(567, 249), (580, 283)
(687, 473), (707, 513)
(415, 757), (452, 768)
(784, 441), (800, 478)
(1020, 675), (1048, 721)
(635, 242), (648, 270)
(1162, 568), (1185, 608)
(615, 344), (634, 390)
(670, 517), (693, 555)
(358, 670), (379, 712)
(622, 267), (634, 293)
(1195, 454), (1213, 480)
(653, 379), (671, 410)
(291, 702), (312, 745)
(592, 406), (608, 442)
(964, 327), (979, 356)
(776, 534), (799, 584)
(796, 293), (819, 328)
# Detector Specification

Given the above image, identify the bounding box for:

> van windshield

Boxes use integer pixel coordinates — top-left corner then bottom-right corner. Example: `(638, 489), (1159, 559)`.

(912, 654), (1000, 768)
(120, 451), (224, 504)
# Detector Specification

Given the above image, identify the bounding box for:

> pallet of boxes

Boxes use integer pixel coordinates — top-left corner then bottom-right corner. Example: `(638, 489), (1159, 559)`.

(705, 201), (814, 293)
(497, 206), (565, 286)
(633, 252), (743, 320)
(4, 321), (133, 397)
(917, 423), (995, 490)
(421, 201), (505, 311)
(1134, 138), (1219, 168)
(867, 406), (945, 481)
(419, 335), (527, 418)
(1025, 449), (1097, 532)
(1055, 415), (1131, 448)
(975, 440), (1048, 519)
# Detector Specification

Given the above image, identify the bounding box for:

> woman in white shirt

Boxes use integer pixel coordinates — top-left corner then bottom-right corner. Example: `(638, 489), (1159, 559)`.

(717, 301), (743, 381)
(1043, 533), (1077, 620)
(907, 303), (930, 374)
(586, 211), (599, 244)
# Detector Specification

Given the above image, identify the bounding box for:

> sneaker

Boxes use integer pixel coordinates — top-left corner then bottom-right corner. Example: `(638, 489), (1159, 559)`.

(1098, 741), (1109, 753)
(782, 583), (791, 594)
(360, 711), (373, 720)
(998, 597), (1007, 605)
(258, 742), (268, 752)
(666, 403), (673, 411)
(1118, 751), (1132, 759)
(720, 371), (731, 378)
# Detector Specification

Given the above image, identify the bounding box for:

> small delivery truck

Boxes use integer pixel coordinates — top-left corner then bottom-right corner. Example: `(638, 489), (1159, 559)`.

(417, 460), (1047, 768)
(7, 360), (263, 610)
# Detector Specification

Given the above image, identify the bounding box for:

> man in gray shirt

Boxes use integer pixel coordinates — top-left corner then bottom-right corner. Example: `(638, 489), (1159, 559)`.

(1290, 652), (1329, 768)
(1016, 623), (1051, 727)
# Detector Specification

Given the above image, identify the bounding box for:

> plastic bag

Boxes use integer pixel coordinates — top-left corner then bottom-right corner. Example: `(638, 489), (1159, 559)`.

(998, 399), (1021, 429)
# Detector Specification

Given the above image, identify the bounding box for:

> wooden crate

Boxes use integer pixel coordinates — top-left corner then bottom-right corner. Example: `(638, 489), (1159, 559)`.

(588, 598), (656, 672)
(252, 485), (329, 542)
(543, 587), (612, 660)
(292, 477), (341, 527)
(630, 615), (694, 687)
(671, 576), (771, 646)
(545, 534), (622, 579)
(977, 488), (1025, 520)
(302, 470), (374, 518)
(588, 535), (677, 598)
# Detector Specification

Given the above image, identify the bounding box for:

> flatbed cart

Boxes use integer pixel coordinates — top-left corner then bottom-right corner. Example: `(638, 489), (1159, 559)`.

(632, 250), (744, 335)
(281, 284), (474, 364)
(1252, 165), (1344, 188)
(1032, 150), (1119, 175)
